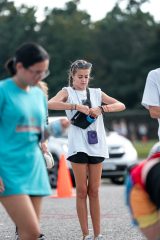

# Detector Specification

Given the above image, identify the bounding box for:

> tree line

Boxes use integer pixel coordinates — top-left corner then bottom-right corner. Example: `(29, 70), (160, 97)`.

(0, 0), (159, 110)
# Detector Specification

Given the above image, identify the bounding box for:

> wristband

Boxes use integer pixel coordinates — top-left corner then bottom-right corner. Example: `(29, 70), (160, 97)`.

(71, 104), (77, 110)
(98, 106), (105, 114)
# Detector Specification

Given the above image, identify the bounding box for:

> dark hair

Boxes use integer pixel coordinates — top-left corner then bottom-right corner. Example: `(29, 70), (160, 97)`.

(68, 59), (92, 86)
(5, 42), (49, 76)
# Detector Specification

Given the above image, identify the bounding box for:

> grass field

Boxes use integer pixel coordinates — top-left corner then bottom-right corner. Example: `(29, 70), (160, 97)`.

(133, 140), (157, 159)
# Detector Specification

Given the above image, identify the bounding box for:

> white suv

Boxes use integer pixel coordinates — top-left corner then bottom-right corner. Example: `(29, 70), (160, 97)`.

(102, 131), (138, 184)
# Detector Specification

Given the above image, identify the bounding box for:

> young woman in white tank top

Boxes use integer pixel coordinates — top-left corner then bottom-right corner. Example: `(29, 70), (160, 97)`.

(48, 59), (125, 240)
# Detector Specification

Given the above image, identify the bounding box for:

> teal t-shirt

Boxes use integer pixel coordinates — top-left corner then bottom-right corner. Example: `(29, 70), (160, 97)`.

(0, 78), (52, 196)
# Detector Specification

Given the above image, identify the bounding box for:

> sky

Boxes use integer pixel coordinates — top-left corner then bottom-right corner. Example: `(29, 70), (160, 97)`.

(11, 0), (159, 22)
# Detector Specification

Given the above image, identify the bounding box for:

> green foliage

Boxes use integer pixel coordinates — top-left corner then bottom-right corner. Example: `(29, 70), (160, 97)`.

(133, 140), (157, 159)
(0, 1), (38, 78)
(38, 1), (92, 97)
(0, 0), (159, 109)
(91, 5), (156, 107)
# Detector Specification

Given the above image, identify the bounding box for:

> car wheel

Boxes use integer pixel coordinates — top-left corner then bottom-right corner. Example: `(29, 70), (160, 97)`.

(111, 177), (125, 185)
(48, 153), (59, 188)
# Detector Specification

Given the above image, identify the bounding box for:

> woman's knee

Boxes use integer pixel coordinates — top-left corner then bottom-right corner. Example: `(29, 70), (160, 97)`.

(88, 187), (99, 198)
(76, 186), (88, 199)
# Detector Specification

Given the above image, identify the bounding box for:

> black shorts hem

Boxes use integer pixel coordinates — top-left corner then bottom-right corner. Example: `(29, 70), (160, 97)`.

(67, 152), (105, 164)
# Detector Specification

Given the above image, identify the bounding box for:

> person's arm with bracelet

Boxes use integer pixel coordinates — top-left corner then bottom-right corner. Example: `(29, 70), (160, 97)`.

(101, 92), (126, 112)
(89, 91), (125, 117)
(48, 89), (90, 115)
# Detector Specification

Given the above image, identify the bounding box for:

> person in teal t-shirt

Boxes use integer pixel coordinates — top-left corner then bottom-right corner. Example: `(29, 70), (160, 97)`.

(0, 42), (52, 240)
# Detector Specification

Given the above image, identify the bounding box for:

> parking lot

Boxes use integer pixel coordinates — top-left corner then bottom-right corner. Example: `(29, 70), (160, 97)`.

(0, 182), (146, 240)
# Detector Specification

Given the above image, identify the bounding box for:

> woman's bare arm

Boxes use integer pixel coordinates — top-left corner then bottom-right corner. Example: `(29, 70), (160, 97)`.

(101, 91), (126, 113)
(48, 89), (90, 115)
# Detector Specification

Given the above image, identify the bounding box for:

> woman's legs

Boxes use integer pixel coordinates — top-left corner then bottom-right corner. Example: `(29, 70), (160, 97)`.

(71, 163), (89, 236)
(30, 196), (43, 221)
(0, 195), (41, 240)
(88, 163), (102, 237)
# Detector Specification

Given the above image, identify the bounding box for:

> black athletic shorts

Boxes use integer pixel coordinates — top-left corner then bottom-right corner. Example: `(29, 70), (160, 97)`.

(67, 152), (105, 164)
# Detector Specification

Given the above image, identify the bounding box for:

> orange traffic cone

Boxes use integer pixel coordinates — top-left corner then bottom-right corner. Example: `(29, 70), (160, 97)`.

(51, 154), (75, 198)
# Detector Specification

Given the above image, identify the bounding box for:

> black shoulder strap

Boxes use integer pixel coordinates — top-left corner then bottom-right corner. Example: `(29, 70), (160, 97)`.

(86, 88), (91, 108)
(71, 88), (91, 121)
(73, 87), (91, 107)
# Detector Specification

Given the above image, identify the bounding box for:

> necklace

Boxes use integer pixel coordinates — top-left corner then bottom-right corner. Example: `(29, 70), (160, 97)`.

(74, 89), (87, 104)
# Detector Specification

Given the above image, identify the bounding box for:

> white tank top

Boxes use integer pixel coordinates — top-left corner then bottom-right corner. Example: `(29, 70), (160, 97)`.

(63, 87), (109, 158)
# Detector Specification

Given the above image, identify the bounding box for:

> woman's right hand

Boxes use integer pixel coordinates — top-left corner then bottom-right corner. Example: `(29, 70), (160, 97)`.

(76, 104), (90, 115)
(0, 178), (4, 192)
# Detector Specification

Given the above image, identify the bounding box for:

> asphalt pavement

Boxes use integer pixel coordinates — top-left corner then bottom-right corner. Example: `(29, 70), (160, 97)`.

(0, 181), (146, 240)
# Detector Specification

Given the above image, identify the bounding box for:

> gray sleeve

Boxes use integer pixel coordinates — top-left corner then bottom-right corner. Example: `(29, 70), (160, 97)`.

(142, 70), (160, 109)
